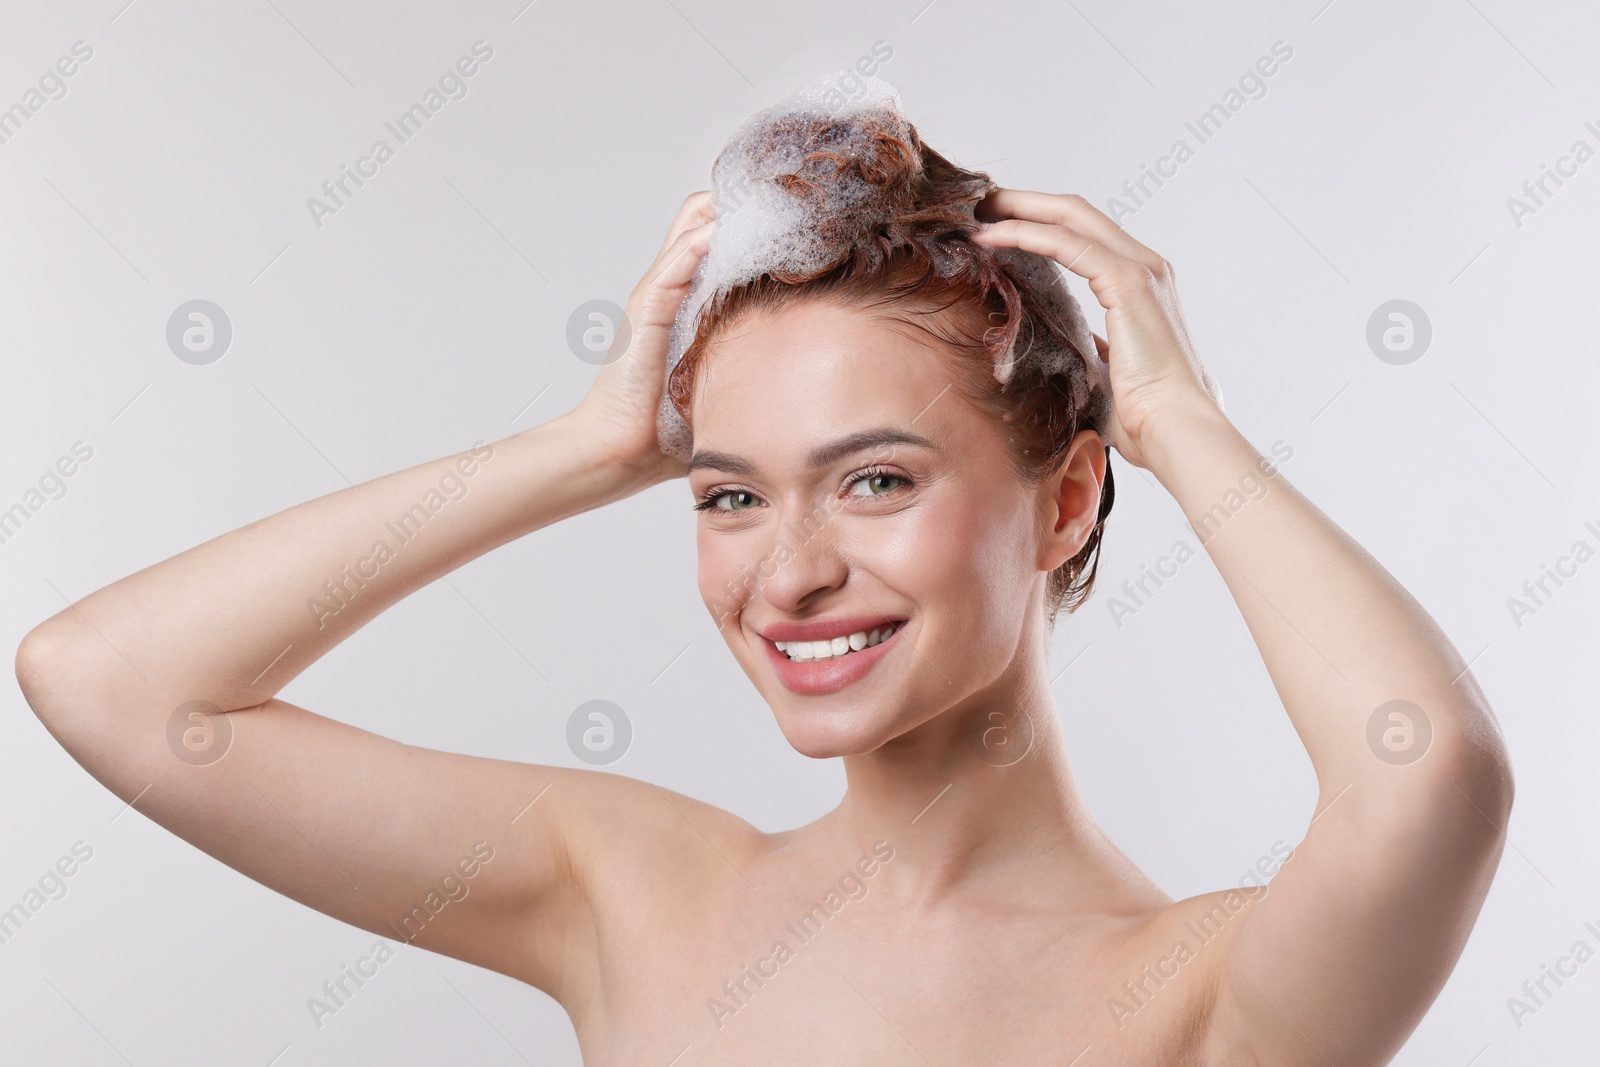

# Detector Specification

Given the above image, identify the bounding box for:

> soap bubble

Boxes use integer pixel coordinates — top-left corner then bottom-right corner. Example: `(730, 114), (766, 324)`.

(655, 73), (1111, 463)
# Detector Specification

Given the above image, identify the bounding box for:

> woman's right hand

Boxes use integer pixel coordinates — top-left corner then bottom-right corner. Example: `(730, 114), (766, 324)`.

(566, 191), (716, 489)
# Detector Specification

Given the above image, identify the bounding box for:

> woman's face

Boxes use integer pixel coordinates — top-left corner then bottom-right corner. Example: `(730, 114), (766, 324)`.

(686, 298), (1070, 759)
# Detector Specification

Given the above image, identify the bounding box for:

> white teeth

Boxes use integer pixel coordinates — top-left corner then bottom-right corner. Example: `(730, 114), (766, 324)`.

(773, 622), (899, 662)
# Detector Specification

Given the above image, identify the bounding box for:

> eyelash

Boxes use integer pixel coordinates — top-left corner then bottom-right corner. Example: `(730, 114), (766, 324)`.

(693, 465), (911, 512)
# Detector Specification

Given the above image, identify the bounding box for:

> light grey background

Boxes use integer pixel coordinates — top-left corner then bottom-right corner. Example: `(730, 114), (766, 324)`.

(2, 0), (1595, 1063)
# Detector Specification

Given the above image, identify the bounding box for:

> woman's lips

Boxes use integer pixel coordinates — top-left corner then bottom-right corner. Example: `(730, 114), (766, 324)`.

(761, 620), (907, 696)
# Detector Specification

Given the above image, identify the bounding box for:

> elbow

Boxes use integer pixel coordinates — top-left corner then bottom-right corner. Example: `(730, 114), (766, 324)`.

(1465, 734), (1515, 824)
(16, 621), (71, 718)
(16, 617), (108, 732)
(1424, 706), (1515, 830)
(19, 617), (182, 794)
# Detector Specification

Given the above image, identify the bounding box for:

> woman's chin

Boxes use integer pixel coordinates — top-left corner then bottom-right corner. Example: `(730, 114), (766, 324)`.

(774, 711), (896, 760)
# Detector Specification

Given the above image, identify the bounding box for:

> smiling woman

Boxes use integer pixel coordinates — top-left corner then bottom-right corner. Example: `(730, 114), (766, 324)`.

(667, 158), (1118, 631)
(16, 73), (1512, 1067)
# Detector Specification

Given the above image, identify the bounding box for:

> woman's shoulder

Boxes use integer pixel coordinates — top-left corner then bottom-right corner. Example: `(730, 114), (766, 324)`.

(547, 766), (775, 892)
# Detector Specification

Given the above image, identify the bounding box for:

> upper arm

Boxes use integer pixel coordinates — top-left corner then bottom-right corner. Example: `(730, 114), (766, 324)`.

(1205, 728), (1514, 1065)
(15, 616), (659, 997)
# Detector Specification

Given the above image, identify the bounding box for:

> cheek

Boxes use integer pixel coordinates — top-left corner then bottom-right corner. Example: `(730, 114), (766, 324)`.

(908, 492), (1030, 668)
(696, 529), (741, 607)
(695, 528), (785, 619)
(881, 487), (1037, 637)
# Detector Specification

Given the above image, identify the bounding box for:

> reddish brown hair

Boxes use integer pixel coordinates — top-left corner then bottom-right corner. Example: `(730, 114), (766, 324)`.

(668, 113), (1114, 626)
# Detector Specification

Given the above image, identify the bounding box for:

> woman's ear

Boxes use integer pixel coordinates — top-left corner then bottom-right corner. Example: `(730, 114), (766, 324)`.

(1036, 429), (1107, 573)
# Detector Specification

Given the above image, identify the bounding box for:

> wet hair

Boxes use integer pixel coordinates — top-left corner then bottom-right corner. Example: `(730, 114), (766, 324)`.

(665, 110), (1114, 626)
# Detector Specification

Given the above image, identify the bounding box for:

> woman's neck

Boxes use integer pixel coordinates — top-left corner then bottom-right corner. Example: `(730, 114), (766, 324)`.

(821, 665), (1144, 914)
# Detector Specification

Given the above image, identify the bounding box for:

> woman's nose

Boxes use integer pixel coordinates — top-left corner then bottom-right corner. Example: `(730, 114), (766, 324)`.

(754, 505), (850, 613)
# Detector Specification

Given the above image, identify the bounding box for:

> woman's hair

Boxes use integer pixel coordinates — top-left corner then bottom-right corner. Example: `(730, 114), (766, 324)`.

(666, 110), (1114, 627)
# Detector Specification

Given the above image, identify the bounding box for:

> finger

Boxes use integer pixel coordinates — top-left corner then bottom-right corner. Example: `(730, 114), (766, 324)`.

(656, 191), (717, 259)
(632, 221), (715, 330)
(977, 188), (1163, 271)
(626, 202), (716, 334)
(650, 219), (713, 287)
(972, 218), (1148, 305)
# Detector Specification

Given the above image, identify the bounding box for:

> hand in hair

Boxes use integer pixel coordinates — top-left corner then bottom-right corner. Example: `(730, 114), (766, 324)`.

(569, 190), (716, 488)
(971, 189), (1225, 472)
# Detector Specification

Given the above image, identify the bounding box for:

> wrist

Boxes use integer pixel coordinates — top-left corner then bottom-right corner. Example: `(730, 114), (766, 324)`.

(539, 408), (678, 509)
(1138, 389), (1236, 478)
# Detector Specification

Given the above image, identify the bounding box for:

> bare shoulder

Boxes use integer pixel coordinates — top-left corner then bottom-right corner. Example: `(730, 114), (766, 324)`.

(527, 767), (772, 1004)
(552, 768), (770, 887)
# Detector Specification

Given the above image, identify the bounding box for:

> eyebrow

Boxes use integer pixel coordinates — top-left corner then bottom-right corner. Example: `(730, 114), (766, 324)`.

(688, 427), (938, 477)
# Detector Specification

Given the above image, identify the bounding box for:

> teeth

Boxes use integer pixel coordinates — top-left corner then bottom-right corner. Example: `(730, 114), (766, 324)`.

(774, 623), (899, 662)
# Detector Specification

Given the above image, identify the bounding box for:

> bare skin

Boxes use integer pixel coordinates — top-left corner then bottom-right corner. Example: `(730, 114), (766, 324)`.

(16, 190), (1513, 1066)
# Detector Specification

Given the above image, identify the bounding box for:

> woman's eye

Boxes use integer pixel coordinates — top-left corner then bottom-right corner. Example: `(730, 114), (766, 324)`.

(706, 489), (761, 511)
(847, 472), (907, 497)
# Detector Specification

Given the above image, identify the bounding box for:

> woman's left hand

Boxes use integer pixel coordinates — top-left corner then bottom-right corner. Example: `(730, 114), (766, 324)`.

(969, 189), (1225, 471)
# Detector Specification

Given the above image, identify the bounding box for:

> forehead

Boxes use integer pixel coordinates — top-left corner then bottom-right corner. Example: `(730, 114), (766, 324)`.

(689, 300), (973, 452)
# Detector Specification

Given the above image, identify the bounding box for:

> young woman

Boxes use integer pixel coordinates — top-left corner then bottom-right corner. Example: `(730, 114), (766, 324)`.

(17, 106), (1512, 1065)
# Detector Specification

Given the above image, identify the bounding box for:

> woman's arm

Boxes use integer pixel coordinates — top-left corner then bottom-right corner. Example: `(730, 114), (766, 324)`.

(1143, 396), (1512, 1064)
(24, 416), (647, 714)
(973, 191), (1513, 1065)
(15, 192), (718, 996)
